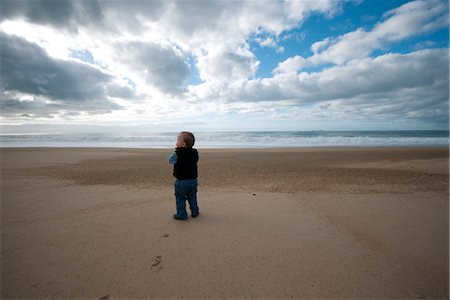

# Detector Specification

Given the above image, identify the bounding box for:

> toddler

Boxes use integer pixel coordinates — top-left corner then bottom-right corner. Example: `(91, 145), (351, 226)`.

(167, 131), (199, 220)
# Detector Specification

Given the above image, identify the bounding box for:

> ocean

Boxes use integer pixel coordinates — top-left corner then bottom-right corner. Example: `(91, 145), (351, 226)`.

(0, 131), (448, 148)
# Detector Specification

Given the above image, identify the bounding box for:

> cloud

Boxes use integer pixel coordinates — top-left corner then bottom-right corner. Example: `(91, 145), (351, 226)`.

(375, 0), (448, 40)
(207, 48), (448, 126)
(258, 37), (277, 48)
(0, 32), (133, 118)
(273, 55), (310, 74)
(197, 46), (260, 82)
(1, 0), (104, 34)
(1, 33), (106, 101)
(112, 40), (190, 94)
(184, 45), (448, 126)
(255, 37), (285, 53)
(310, 37), (332, 53)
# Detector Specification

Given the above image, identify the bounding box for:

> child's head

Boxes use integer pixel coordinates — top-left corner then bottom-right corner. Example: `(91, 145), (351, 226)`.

(176, 131), (195, 148)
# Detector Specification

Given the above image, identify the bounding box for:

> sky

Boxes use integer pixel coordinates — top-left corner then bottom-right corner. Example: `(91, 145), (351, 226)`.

(0, 0), (449, 133)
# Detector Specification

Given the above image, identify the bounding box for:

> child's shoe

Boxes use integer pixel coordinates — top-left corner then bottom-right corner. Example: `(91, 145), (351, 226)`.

(173, 213), (188, 220)
(191, 211), (199, 218)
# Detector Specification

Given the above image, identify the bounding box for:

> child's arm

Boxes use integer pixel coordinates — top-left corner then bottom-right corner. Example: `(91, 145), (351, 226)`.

(167, 151), (177, 164)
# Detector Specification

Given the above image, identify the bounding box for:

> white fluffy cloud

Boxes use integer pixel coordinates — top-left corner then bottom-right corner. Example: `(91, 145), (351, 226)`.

(273, 55), (310, 74)
(226, 48), (448, 102)
(197, 45), (259, 82)
(197, 47), (448, 126)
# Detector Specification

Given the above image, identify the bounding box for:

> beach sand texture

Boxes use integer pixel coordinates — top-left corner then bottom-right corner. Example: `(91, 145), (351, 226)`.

(1, 146), (449, 299)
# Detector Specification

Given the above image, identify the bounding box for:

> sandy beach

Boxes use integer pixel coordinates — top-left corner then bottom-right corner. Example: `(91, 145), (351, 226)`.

(1, 146), (448, 299)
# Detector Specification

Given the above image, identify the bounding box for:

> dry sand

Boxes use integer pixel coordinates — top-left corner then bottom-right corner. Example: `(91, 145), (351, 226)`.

(1, 146), (448, 299)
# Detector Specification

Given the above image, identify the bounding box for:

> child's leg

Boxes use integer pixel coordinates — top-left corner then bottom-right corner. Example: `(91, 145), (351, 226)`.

(186, 179), (199, 215)
(174, 180), (188, 219)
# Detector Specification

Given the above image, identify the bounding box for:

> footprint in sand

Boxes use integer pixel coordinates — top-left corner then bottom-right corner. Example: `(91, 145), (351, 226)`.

(99, 294), (110, 300)
(157, 233), (170, 242)
(151, 255), (163, 270)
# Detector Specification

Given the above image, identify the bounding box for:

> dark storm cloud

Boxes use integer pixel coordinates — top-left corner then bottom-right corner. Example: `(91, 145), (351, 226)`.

(0, 32), (130, 116)
(0, 0), (169, 35)
(106, 84), (136, 99)
(1, 32), (107, 101)
(1, 97), (62, 118)
(1, 0), (103, 33)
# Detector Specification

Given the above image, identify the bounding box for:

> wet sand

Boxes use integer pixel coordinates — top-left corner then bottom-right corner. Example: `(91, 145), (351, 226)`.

(1, 146), (449, 299)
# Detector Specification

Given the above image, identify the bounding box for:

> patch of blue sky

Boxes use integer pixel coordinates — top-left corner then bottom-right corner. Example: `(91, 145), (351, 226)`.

(69, 49), (95, 64)
(68, 48), (111, 70)
(249, 40), (289, 78)
(183, 53), (202, 88)
(250, 0), (419, 79)
(125, 78), (137, 91)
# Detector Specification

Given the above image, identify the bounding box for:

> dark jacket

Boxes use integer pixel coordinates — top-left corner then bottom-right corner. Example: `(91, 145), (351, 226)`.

(172, 147), (198, 179)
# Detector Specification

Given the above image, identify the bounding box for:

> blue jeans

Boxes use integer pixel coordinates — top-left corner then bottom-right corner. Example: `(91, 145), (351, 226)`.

(174, 178), (199, 219)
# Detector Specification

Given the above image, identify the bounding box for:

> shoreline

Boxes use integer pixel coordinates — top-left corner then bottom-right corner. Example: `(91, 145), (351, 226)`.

(1, 144), (448, 150)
